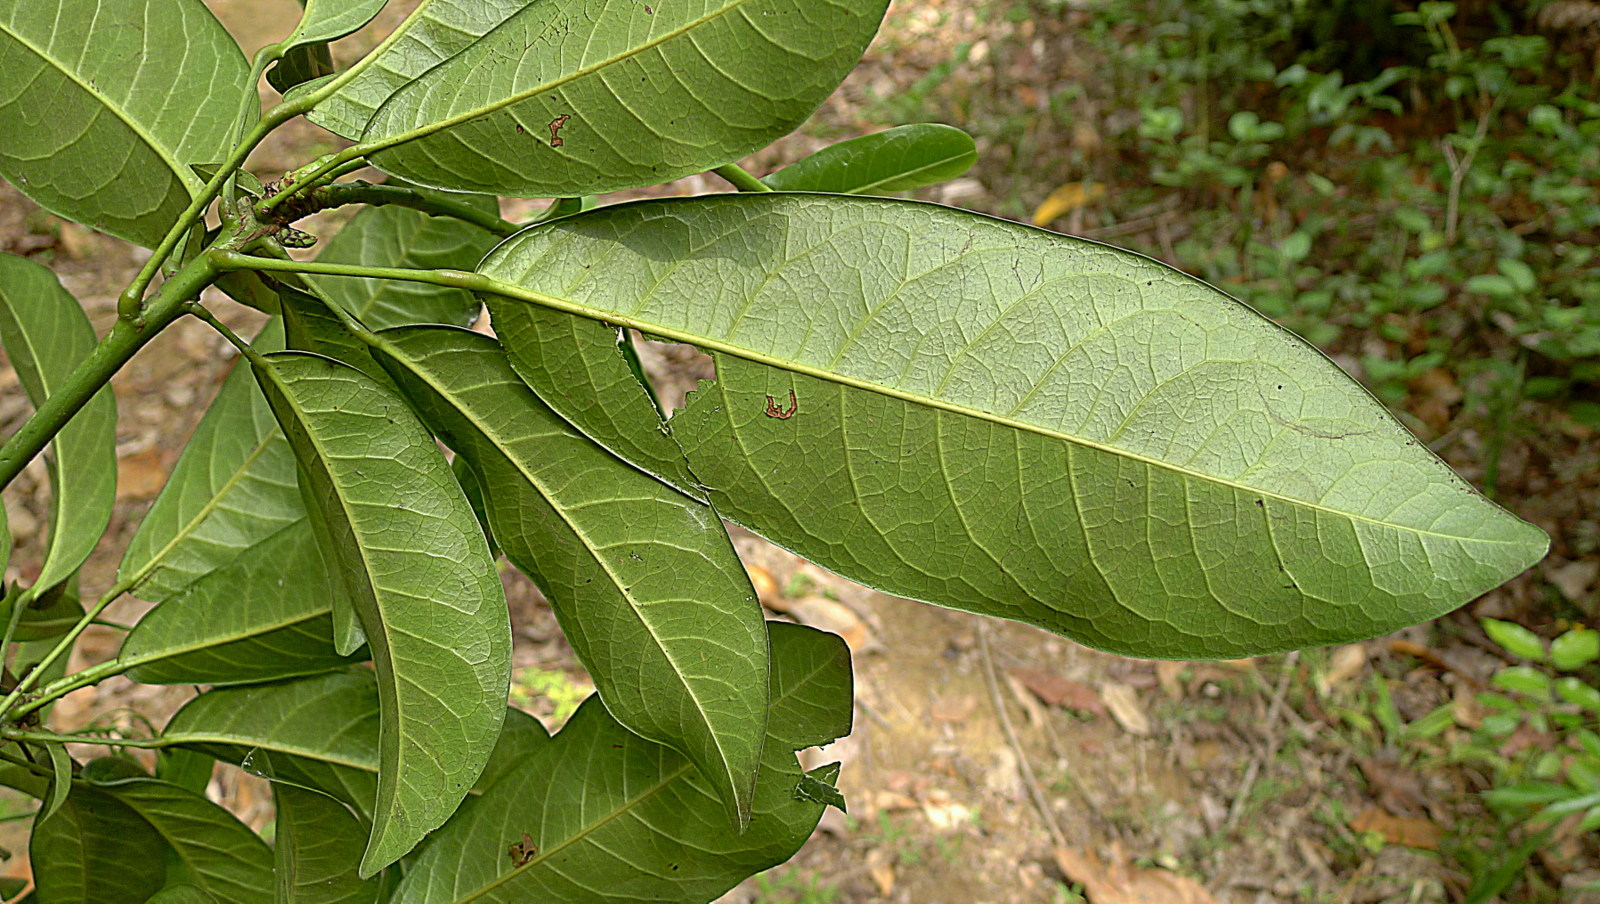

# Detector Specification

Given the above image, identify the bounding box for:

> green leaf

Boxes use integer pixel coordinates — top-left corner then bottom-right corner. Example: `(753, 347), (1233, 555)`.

(266, 0), (388, 95)
(164, 671), (382, 821)
(269, 42), (337, 95)
(489, 304), (705, 500)
(155, 748), (216, 796)
(0, 0), (249, 247)
(92, 777), (274, 904)
(251, 350), (509, 875)
(43, 740), (72, 823)
(279, 279), (391, 388)
(1557, 677), (1600, 711)
(1492, 665), (1550, 696)
(0, 254), (116, 598)
(389, 622), (849, 904)
(475, 195), (1549, 659)
(119, 520), (366, 685)
(163, 672), (547, 822)
(119, 319), (301, 602)
(372, 325), (768, 826)
(348, 0), (890, 196)
(312, 194), (498, 330)
(2, 576), (84, 642)
(760, 124), (977, 194)
(306, 0), (529, 139)
(272, 778), (384, 904)
(32, 784), (170, 904)
(1552, 628), (1600, 671)
(1483, 618), (1547, 662)
(144, 886), (219, 904)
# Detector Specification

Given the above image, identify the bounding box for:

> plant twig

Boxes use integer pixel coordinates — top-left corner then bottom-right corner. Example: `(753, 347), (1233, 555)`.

(2, 728), (168, 749)
(1227, 650), (1298, 829)
(1441, 99), (1496, 246)
(271, 180), (522, 236)
(0, 575), (137, 722)
(977, 619), (1068, 850)
(712, 163), (773, 193)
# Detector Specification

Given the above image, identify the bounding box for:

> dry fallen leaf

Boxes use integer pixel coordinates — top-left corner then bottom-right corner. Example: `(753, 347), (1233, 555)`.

(1156, 661), (1187, 699)
(1349, 806), (1440, 850)
(1013, 668), (1105, 715)
(1054, 843), (1223, 904)
(1004, 672), (1049, 725)
(1318, 643), (1367, 696)
(866, 848), (895, 897)
(1359, 755), (1428, 816)
(1099, 682), (1150, 736)
(1548, 560), (1598, 604)
(745, 563), (779, 604)
(1031, 181), (1107, 226)
(116, 448), (167, 501)
(763, 595), (881, 653)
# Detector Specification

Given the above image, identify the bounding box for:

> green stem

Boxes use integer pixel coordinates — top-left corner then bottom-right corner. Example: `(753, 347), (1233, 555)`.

(284, 181), (521, 236)
(0, 587), (28, 668)
(224, 44), (285, 207)
(0, 251), (225, 494)
(0, 746), (53, 781)
(2, 728), (168, 750)
(0, 576), (135, 723)
(713, 163), (773, 193)
(17, 658), (128, 719)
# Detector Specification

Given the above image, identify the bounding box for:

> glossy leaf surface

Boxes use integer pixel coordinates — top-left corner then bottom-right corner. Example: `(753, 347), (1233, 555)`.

(312, 194), (498, 330)
(0, 254), (116, 597)
(253, 351), (511, 875)
(119, 320), (300, 602)
(120, 521), (365, 685)
(164, 672), (547, 820)
(307, 0), (526, 139)
(373, 325), (767, 825)
(478, 194), (1549, 659)
(96, 777), (275, 904)
(390, 622), (849, 904)
(761, 124), (977, 194)
(0, 0), (248, 247)
(32, 784), (169, 904)
(487, 303), (704, 500)
(272, 780), (384, 904)
(353, 0), (889, 196)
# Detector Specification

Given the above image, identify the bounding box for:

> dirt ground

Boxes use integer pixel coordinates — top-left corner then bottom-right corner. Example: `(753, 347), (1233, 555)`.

(2, 2), (1598, 903)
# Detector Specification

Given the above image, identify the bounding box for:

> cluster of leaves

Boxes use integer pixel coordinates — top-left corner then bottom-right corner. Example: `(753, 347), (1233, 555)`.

(0, 0), (1551, 901)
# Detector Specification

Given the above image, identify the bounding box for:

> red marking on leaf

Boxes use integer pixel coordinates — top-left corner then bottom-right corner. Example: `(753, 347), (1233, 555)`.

(765, 390), (798, 419)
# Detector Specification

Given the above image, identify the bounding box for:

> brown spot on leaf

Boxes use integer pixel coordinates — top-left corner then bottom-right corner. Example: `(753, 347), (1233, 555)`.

(548, 114), (571, 147)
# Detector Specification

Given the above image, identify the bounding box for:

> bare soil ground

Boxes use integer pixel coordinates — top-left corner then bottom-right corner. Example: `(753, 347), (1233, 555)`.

(2, 2), (1598, 903)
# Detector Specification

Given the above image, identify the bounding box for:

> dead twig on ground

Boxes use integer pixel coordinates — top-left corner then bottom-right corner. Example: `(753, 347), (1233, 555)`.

(1228, 650), (1299, 829)
(977, 619), (1068, 850)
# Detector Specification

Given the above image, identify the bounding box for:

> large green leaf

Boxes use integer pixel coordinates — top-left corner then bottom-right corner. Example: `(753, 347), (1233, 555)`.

(761, 124), (978, 194)
(145, 886), (219, 904)
(0, 0), (248, 247)
(163, 672), (548, 822)
(119, 520), (366, 686)
(312, 193), (498, 330)
(476, 194), (1549, 659)
(348, 0), (889, 196)
(32, 784), (169, 904)
(0, 254), (116, 598)
(94, 777), (275, 904)
(372, 325), (768, 826)
(119, 319), (301, 602)
(307, 0), (527, 140)
(272, 780), (384, 904)
(251, 350), (509, 876)
(391, 622), (849, 904)
(1, 576), (84, 641)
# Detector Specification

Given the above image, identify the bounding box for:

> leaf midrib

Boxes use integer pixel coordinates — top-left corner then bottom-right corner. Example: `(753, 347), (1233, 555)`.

(361, 0), (763, 155)
(0, 17), (196, 195)
(450, 666), (828, 904)
(384, 339), (744, 797)
(123, 429), (288, 591)
(475, 277), (1524, 546)
(121, 597), (328, 671)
